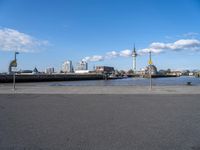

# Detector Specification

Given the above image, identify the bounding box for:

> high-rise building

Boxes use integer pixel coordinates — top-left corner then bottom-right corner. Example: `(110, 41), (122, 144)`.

(62, 60), (73, 73)
(45, 67), (54, 74)
(76, 61), (88, 71)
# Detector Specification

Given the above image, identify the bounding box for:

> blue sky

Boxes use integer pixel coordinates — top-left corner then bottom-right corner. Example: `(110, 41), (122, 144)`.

(0, 0), (200, 72)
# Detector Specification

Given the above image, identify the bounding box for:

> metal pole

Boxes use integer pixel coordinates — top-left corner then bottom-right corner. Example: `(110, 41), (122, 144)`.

(149, 51), (152, 90)
(134, 56), (136, 73)
(150, 67), (152, 90)
(13, 51), (19, 91)
(13, 72), (15, 91)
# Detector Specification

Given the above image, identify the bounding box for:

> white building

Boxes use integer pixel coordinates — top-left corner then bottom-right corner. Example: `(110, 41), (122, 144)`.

(75, 70), (90, 74)
(45, 67), (54, 74)
(189, 72), (194, 76)
(76, 61), (88, 71)
(62, 60), (73, 73)
(168, 71), (182, 76)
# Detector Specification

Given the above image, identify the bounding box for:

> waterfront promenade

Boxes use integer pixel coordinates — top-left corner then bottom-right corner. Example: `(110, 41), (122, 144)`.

(1, 83), (200, 150)
(0, 82), (200, 94)
(0, 94), (200, 150)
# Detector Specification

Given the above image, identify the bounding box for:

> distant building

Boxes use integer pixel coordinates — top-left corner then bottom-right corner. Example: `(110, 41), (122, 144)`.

(45, 67), (54, 74)
(19, 70), (33, 74)
(146, 65), (158, 75)
(75, 70), (90, 74)
(62, 60), (73, 73)
(167, 71), (182, 76)
(33, 67), (39, 74)
(137, 68), (146, 75)
(96, 66), (115, 74)
(195, 72), (200, 77)
(189, 72), (194, 76)
(17, 67), (40, 75)
(138, 65), (158, 75)
(76, 61), (88, 71)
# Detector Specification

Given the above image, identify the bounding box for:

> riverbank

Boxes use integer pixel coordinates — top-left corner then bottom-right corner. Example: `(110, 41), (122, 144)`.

(0, 73), (104, 83)
(0, 73), (181, 83)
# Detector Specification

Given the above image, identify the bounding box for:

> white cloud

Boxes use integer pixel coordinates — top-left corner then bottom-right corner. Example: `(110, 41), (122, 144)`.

(0, 28), (49, 52)
(82, 49), (134, 62)
(119, 49), (132, 57)
(150, 42), (169, 49)
(172, 39), (200, 50)
(138, 39), (200, 54)
(82, 55), (104, 62)
(106, 49), (132, 58)
(138, 48), (163, 55)
(106, 51), (119, 58)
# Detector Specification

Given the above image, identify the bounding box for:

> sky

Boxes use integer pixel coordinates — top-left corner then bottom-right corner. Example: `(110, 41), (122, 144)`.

(0, 0), (200, 72)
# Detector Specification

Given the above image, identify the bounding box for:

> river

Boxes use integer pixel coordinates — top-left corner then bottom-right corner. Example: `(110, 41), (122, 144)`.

(49, 76), (200, 86)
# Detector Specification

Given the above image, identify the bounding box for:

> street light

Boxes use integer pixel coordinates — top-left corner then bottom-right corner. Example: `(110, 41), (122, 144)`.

(15, 52), (19, 60)
(12, 52), (19, 91)
(148, 51), (152, 90)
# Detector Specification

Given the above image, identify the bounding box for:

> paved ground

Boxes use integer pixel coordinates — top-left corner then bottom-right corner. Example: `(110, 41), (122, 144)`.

(0, 94), (200, 150)
(1, 83), (200, 94)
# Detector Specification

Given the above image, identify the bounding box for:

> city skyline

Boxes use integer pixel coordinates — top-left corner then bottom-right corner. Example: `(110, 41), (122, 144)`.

(1, 0), (200, 72)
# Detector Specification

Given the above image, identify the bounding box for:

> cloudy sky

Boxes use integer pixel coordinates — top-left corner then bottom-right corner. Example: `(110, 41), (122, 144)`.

(0, 0), (200, 72)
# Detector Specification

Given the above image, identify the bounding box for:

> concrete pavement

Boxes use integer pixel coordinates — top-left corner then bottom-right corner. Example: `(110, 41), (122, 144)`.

(0, 94), (200, 150)
(0, 83), (200, 94)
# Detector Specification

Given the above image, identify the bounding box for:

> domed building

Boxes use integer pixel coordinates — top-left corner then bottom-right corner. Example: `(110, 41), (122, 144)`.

(145, 65), (158, 75)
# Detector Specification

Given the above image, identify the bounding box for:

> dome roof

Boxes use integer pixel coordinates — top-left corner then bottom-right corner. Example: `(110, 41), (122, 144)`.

(146, 65), (158, 75)
(147, 65), (157, 70)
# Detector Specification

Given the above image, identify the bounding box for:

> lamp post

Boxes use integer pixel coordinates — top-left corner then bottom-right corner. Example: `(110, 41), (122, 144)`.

(148, 51), (152, 90)
(13, 52), (19, 91)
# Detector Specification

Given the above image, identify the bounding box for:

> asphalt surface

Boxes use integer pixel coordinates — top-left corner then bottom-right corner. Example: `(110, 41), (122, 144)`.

(0, 94), (200, 150)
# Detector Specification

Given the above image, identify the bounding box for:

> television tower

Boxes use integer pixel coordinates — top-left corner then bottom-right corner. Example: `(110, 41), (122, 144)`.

(132, 44), (137, 74)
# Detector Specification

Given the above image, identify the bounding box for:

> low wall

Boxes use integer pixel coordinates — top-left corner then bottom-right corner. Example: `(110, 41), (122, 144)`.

(0, 74), (104, 83)
(142, 74), (178, 78)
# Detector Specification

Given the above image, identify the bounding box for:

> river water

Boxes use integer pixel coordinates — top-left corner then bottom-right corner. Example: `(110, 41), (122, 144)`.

(50, 76), (200, 86)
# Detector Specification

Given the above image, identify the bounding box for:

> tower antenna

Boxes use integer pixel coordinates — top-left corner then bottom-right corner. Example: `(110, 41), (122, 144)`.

(132, 44), (137, 74)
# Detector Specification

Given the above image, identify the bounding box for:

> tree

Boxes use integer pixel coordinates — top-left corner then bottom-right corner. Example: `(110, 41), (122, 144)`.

(119, 70), (126, 76)
(159, 69), (167, 75)
(127, 69), (134, 74)
(166, 69), (171, 73)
